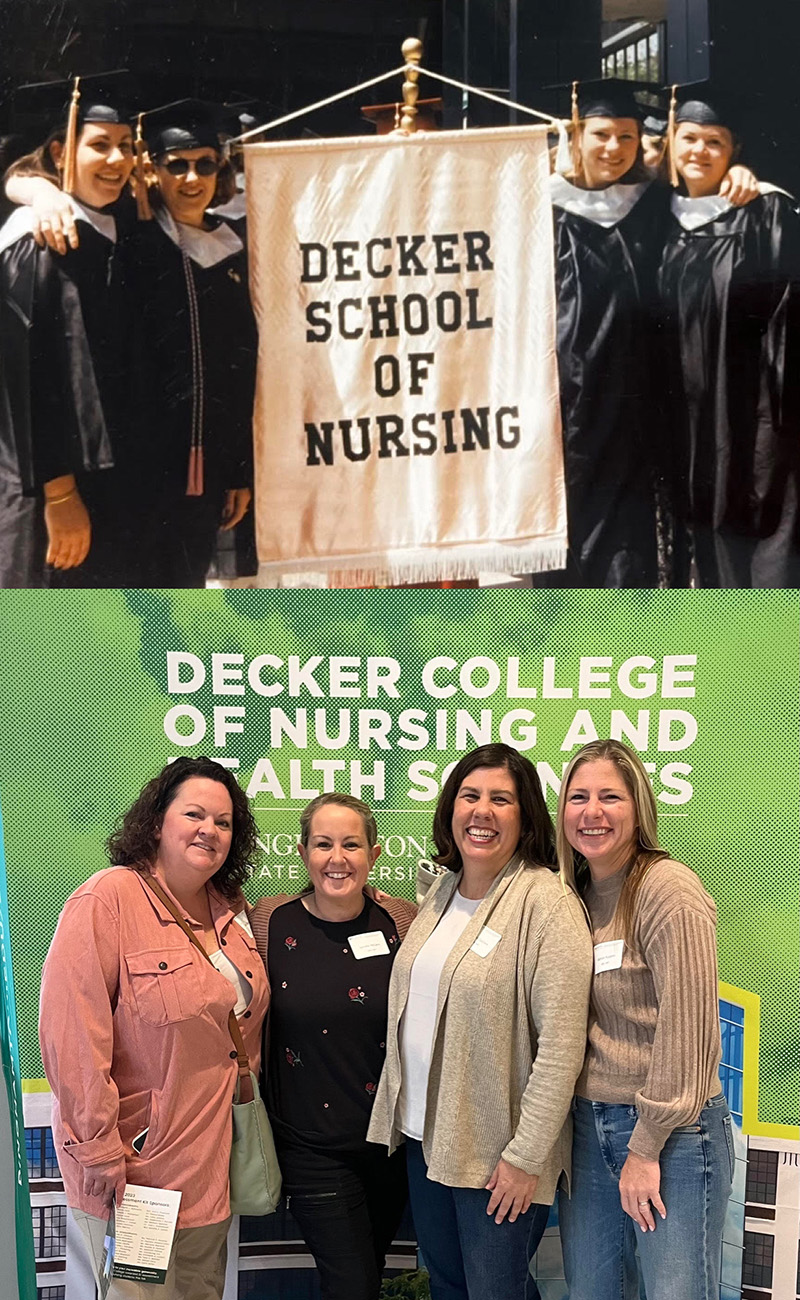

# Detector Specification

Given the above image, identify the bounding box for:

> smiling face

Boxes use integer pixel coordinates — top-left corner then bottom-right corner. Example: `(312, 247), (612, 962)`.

(579, 116), (641, 189)
(55, 122), (134, 209)
(451, 765), (522, 877)
(562, 758), (638, 880)
(155, 776), (233, 889)
(674, 121), (735, 197)
(155, 147), (220, 227)
(299, 804), (380, 912)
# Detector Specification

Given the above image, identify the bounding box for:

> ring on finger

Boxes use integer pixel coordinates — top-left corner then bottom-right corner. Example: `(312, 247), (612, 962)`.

(637, 1199), (650, 1206)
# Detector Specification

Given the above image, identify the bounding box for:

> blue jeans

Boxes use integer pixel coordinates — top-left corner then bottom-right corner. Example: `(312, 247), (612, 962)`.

(559, 1095), (734, 1300)
(406, 1139), (549, 1300)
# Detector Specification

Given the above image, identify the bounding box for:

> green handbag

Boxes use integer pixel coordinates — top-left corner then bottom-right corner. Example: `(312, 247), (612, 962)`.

(229, 1065), (282, 1216)
(143, 875), (282, 1215)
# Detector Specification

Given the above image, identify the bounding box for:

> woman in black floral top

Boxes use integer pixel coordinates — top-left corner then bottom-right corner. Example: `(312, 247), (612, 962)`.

(250, 793), (416, 1300)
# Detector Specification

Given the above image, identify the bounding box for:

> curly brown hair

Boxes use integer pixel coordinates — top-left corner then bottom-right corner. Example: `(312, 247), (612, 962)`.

(432, 743), (556, 873)
(106, 757), (259, 900)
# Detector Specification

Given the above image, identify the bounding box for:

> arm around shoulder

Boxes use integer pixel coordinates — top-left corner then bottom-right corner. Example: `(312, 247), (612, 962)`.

(248, 894), (293, 964)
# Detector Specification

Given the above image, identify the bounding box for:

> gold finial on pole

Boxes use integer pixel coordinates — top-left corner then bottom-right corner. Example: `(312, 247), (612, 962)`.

(399, 37), (423, 133)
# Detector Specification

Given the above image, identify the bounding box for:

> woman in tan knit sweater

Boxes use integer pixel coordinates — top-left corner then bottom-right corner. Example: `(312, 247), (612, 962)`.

(556, 739), (733, 1300)
(369, 743), (592, 1300)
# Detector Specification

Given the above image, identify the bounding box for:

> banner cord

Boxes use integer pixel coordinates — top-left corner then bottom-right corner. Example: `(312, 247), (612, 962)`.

(233, 62), (563, 143)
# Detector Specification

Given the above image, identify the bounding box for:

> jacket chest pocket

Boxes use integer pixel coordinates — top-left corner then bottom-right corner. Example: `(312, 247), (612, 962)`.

(125, 948), (206, 1025)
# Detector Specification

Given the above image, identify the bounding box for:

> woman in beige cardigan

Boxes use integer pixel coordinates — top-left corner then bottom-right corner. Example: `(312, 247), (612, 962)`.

(368, 743), (592, 1300)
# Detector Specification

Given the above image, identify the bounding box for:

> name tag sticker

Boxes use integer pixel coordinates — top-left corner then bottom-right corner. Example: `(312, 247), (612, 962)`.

(349, 931), (391, 959)
(594, 939), (624, 973)
(470, 926), (501, 958)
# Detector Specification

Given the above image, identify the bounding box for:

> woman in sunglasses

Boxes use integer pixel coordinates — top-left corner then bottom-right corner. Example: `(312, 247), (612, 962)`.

(131, 99), (257, 586)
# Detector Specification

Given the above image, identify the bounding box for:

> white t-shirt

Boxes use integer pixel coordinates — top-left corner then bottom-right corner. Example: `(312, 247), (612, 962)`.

(398, 890), (481, 1140)
(209, 947), (253, 1016)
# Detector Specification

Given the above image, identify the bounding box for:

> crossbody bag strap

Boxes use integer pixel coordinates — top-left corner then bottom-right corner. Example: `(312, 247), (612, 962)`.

(142, 873), (253, 1098)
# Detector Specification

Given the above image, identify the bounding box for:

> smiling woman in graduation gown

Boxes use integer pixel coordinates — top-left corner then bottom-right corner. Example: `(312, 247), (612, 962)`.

(658, 90), (800, 588)
(132, 100), (257, 588)
(539, 82), (665, 588)
(0, 74), (139, 587)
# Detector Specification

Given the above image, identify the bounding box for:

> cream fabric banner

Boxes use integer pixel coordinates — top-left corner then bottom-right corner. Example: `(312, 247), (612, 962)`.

(245, 125), (566, 585)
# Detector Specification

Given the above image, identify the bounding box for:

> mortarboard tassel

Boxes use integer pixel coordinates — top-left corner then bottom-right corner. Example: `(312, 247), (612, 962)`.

(62, 76), (81, 195)
(135, 113), (153, 220)
(186, 444), (204, 496)
(667, 83), (679, 188)
(570, 80), (581, 178)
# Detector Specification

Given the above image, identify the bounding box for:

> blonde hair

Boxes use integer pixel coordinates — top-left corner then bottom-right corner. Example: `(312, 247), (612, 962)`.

(299, 792), (378, 850)
(556, 739), (668, 945)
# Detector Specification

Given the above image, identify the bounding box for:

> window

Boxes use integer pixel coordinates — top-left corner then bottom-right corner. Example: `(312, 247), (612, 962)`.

(601, 22), (664, 86)
(38, 1289), (66, 1300)
(746, 1149), (779, 1206)
(25, 1127), (60, 1180)
(719, 999), (745, 1124)
(31, 1206), (66, 1260)
(742, 1231), (774, 1289)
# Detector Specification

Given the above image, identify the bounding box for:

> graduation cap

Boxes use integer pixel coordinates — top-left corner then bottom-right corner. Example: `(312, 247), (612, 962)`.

(575, 78), (648, 123)
(12, 70), (136, 134)
(642, 115), (668, 138)
(140, 98), (225, 158)
(221, 94), (274, 139)
(670, 82), (743, 133)
(11, 71), (137, 197)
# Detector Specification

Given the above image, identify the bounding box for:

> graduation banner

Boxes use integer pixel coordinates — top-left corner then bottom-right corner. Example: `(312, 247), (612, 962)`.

(245, 126), (567, 585)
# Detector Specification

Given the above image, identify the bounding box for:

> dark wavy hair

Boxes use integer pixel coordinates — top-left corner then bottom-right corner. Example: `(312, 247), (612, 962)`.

(432, 743), (556, 872)
(106, 757), (258, 900)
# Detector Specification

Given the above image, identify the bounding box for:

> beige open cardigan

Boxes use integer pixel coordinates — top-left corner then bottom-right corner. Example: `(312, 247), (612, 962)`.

(367, 855), (593, 1203)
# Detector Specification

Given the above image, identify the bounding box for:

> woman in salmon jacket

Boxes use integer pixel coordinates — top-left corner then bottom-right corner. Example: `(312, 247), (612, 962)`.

(39, 756), (268, 1300)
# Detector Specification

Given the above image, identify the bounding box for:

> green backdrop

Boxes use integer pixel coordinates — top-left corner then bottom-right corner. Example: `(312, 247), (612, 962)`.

(0, 588), (796, 1131)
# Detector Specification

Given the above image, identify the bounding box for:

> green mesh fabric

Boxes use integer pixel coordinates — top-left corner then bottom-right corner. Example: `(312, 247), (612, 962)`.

(0, 588), (796, 1129)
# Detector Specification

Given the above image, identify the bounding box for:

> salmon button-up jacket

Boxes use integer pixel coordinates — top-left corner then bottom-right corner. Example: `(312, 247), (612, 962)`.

(39, 866), (269, 1228)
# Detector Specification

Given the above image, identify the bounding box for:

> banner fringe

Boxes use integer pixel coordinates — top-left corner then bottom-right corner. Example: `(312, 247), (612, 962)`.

(256, 540), (567, 588)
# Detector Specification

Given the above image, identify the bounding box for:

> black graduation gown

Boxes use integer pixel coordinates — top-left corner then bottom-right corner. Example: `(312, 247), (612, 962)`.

(130, 211), (257, 588)
(658, 190), (800, 588)
(0, 200), (140, 587)
(534, 177), (668, 588)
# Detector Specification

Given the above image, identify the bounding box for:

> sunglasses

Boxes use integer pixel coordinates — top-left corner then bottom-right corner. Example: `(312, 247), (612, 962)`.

(159, 156), (220, 177)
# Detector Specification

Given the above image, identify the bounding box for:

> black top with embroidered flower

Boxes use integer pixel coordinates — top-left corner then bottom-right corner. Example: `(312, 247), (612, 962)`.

(266, 896), (401, 1152)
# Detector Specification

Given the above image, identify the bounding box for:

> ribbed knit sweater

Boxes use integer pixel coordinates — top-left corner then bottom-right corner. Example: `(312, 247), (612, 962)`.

(576, 858), (722, 1161)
